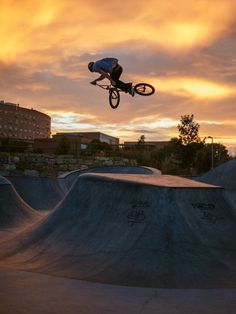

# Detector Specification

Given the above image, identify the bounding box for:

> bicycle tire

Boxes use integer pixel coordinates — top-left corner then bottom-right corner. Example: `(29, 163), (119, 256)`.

(134, 83), (155, 96)
(109, 89), (120, 109)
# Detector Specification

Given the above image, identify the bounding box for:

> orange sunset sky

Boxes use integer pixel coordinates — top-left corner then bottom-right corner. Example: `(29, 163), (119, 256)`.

(1, 0), (236, 152)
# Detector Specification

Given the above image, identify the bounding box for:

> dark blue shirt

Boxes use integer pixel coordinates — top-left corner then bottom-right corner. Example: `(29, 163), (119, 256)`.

(93, 58), (118, 73)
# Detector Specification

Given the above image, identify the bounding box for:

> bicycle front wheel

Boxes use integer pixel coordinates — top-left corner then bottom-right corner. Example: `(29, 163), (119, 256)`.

(109, 89), (120, 109)
(134, 83), (155, 96)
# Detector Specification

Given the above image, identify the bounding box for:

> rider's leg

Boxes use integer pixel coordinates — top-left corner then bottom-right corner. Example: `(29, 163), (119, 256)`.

(111, 66), (132, 93)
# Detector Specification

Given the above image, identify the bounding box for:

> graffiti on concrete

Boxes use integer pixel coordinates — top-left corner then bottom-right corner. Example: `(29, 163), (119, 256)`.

(201, 211), (224, 224)
(131, 200), (150, 210)
(127, 201), (150, 226)
(191, 203), (215, 210)
(191, 203), (224, 224)
(127, 210), (146, 225)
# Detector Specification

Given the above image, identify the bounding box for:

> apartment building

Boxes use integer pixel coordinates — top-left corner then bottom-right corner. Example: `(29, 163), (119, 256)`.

(0, 101), (51, 140)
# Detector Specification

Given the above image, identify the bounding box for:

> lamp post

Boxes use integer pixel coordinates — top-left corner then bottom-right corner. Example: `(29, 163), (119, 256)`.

(204, 136), (214, 169)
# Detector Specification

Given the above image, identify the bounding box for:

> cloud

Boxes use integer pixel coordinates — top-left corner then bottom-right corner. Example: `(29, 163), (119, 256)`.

(1, 0), (236, 62)
(152, 77), (235, 99)
(0, 0), (236, 148)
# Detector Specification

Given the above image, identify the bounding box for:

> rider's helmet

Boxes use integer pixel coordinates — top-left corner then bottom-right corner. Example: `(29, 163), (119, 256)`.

(88, 62), (94, 72)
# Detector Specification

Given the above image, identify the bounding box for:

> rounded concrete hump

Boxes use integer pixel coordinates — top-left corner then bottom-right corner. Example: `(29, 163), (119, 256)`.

(141, 166), (162, 175)
(58, 166), (161, 192)
(0, 176), (12, 185)
(7, 176), (65, 211)
(198, 158), (236, 211)
(199, 158), (236, 189)
(0, 175), (40, 228)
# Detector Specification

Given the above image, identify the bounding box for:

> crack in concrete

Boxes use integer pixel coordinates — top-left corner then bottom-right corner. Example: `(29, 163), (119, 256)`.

(139, 290), (158, 313)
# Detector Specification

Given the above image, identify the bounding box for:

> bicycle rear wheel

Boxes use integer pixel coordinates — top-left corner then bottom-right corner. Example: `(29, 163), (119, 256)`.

(134, 83), (155, 96)
(109, 89), (120, 109)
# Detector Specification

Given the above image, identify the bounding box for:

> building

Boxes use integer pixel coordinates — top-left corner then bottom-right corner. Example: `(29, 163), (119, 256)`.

(0, 101), (51, 140)
(53, 132), (119, 146)
(124, 141), (169, 150)
(33, 132), (119, 155)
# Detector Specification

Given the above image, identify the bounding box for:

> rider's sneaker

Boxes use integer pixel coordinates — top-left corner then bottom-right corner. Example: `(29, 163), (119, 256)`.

(127, 83), (135, 97)
(130, 86), (135, 97)
(128, 86), (135, 97)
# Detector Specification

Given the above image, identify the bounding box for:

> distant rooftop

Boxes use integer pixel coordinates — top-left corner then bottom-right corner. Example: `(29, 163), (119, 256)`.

(0, 100), (50, 118)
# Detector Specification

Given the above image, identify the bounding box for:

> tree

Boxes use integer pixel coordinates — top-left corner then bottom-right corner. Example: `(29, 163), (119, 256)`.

(214, 143), (230, 166)
(138, 135), (145, 144)
(195, 143), (230, 173)
(129, 116), (231, 176)
(153, 138), (184, 174)
(136, 135), (146, 150)
(178, 114), (200, 145)
(87, 139), (112, 153)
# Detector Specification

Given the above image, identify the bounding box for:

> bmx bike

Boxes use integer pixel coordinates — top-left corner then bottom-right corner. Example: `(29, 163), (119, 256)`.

(93, 82), (155, 109)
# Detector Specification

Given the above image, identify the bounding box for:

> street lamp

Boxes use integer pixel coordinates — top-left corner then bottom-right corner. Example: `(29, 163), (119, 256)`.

(204, 136), (214, 169)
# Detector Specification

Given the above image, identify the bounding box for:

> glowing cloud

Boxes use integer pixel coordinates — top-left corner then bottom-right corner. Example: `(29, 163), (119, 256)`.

(1, 0), (236, 62)
(151, 77), (235, 99)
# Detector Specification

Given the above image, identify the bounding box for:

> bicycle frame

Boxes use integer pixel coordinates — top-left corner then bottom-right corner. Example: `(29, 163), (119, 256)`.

(95, 83), (123, 93)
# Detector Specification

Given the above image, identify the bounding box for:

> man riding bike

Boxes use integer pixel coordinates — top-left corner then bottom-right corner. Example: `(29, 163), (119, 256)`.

(88, 58), (134, 96)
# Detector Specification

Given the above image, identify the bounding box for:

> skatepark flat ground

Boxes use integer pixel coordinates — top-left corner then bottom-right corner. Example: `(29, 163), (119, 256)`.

(1, 268), (236, 314)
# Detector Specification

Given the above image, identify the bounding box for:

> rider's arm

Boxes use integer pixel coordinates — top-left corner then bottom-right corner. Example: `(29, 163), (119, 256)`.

(91, 74), (105, 84)
(91, 70), (116, 86)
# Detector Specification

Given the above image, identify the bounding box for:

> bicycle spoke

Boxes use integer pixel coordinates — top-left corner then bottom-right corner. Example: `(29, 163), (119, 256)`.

(134, 83), (155, 96)
(109, 89), (120, 109)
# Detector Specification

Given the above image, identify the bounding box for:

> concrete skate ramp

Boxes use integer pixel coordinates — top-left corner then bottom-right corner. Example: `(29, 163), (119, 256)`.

(7, 176), (65, 211)
(198, 158), (236, 189)
(58, 166), (161, 192)
(1, 173), (236, 288)
(0, 176), (40, 228)
(197, 158), (236, 210)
